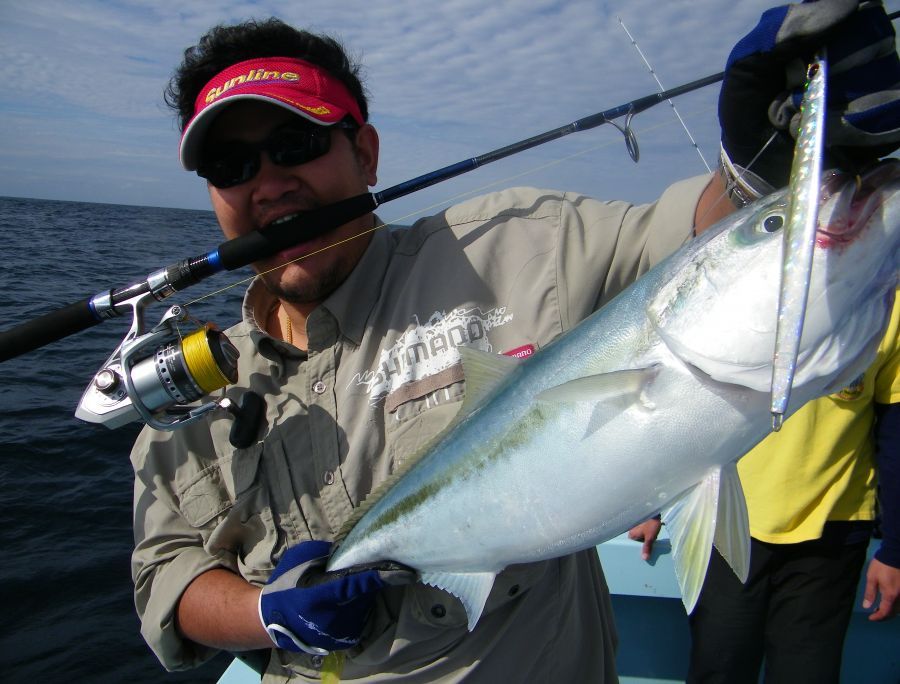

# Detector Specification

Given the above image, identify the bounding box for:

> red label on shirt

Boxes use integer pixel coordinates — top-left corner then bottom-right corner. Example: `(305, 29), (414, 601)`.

(503, 344), (535, 359)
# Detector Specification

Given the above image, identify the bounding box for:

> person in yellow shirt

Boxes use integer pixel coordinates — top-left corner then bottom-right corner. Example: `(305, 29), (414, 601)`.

(629, 293), (900, 683)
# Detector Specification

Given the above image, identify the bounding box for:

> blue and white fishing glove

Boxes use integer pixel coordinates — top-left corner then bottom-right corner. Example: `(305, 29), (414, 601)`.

(719, 0), (900, 198)
(259, 540), (412, 654)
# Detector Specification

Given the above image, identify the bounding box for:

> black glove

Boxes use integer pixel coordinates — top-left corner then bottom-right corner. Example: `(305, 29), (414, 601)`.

(720, 0), (900, 193)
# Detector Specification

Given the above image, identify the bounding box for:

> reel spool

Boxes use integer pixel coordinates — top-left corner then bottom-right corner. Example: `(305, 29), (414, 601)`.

(128, 327), (238, 411)
(76, 304), (239, 431)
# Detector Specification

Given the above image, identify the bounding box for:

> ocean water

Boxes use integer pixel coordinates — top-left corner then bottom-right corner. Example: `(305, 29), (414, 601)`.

(0, 196), (249, 683)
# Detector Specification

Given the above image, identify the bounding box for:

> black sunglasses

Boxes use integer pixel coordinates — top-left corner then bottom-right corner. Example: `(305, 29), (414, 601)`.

(197, 119), (358, 189)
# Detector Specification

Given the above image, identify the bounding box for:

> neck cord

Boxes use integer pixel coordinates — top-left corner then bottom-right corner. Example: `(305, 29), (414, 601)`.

(284, 309), (293, 345)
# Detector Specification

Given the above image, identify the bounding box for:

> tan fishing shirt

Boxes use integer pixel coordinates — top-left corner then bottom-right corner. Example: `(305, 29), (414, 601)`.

(131, 178), (708, 682)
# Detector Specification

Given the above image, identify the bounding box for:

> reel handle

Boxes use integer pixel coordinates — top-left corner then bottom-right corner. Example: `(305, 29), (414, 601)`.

(0, 298), (99, 362)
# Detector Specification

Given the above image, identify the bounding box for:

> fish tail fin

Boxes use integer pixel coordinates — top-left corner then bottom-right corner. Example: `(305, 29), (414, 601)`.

(420, 570), (497, 631)
(661, 463), (750, 613)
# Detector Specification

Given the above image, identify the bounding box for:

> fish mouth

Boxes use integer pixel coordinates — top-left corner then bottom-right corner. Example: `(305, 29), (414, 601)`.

(817, 160), (900, 245)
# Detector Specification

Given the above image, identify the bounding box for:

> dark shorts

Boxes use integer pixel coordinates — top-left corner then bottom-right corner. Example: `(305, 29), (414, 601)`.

(686, 531), (869, 684)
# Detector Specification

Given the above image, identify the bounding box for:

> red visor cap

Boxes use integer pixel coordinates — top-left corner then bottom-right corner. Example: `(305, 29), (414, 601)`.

(179, 57), (365, 171)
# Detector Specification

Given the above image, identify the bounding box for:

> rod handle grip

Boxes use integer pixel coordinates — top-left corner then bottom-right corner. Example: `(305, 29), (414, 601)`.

(0, 298), (100, 362)
(216, 193), (378, 270)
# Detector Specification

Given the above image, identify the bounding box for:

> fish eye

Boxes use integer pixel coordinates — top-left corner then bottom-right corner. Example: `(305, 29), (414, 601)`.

(763, 214), (784, 233)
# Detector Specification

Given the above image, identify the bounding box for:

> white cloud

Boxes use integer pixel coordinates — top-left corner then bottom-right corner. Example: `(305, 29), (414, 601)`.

(1, 0), (897, 213)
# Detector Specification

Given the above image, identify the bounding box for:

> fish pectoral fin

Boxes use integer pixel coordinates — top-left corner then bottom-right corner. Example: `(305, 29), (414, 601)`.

(535, 366), (659, 405)
(419, 570), (497, 631)
(661, 463), (749, 614)
(458, 346), (521, 413)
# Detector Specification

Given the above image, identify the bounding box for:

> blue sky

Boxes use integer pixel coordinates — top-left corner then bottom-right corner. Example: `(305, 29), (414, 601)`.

(1, 0), (896, 224)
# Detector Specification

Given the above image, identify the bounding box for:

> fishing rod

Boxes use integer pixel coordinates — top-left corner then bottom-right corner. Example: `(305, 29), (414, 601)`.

(0, 51), (832, 435)
(0, 69), (725, 365)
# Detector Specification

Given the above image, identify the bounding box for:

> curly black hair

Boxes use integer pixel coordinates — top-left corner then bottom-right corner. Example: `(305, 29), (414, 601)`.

(165, 18), (369, 131)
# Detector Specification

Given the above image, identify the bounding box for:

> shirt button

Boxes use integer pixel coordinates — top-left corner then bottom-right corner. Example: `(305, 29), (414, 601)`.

(312, 380), (327, 394)
(323, 470), (335, 485)
(431, 604), (446, 618)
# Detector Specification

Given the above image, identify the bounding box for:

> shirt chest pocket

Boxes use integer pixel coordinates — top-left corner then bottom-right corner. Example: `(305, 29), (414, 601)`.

(383, 372), (465, 469)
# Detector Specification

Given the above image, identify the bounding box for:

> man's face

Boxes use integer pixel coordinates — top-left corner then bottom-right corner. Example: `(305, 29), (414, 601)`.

(204, 100), (379, 307)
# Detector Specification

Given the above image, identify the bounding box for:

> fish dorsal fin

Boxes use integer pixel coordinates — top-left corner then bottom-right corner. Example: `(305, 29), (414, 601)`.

(420, 570), (497, 631)
(660, 464), (750, 613)
(336, 348), (519, 543)
(535, 366), (658, 405)
(458, 345), (521, 413)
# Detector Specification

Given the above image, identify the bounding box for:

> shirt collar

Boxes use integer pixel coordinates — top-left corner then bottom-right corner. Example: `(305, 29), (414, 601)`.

(319, 217), (392, 346)
(240, 216), (393, 349)
(242, 279), (303, 360)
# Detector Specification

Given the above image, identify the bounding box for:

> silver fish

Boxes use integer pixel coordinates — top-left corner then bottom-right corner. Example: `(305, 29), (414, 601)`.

(328, 162), (900, 630)
(771, 53), (827, 429)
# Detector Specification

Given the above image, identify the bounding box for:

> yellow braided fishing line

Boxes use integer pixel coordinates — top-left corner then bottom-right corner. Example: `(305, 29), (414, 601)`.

(181, 328), (231, 392)
(321, 652), (345, 683)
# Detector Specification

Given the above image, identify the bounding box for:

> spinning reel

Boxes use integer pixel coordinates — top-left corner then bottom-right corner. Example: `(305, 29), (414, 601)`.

(75, 289), (263, 447)
(76, 291), (239, 431)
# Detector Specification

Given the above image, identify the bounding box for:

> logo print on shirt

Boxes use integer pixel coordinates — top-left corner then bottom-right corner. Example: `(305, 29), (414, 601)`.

(831, 373), (865, 401)
(351, 306), (514, 404)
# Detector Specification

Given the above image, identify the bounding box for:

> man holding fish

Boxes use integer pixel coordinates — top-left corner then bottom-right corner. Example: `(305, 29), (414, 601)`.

(130, 1), (900, 681)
